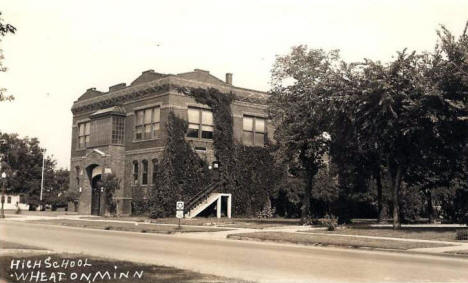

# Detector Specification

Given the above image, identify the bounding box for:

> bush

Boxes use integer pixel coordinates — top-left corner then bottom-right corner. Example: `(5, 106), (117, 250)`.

(319, 214), (338, 231)
(256, 200), (275, 218)
(132, 186), (149, 216)
(456, 229), (468, 240)
(399, 185), (424, 223)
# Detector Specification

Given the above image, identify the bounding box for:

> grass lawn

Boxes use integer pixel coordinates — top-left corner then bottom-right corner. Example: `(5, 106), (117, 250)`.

(5, 210), (76, 217)
(304, 227), (466, 242)
(0, 241), (45, 250)
(0, 253), (245, 282)
(228, 232), (454, 250)
(27, 219), (230, 234)
(80, 216), (301, 228)
(446, 249), (468, 255)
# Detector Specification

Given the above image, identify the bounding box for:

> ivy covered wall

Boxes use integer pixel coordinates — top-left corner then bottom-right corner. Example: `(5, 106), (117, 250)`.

(147, 111), (212, 218)
(136, 87), (284, 218)
(187, 87), (284, 216)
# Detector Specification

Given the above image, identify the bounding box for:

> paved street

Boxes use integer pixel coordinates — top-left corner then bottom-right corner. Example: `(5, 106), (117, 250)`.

(2, 221), (468, 282)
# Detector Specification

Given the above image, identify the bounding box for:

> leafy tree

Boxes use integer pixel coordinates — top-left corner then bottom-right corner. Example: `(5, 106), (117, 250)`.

(0, 11), (16, 102)
(269, 47), (340, 221)
(0, 132), (52, 207)
(0, 132), (70, 210)
(101, 173), (120, 215)
(342, 24), (468, 228)
(43, 169), (70, 210)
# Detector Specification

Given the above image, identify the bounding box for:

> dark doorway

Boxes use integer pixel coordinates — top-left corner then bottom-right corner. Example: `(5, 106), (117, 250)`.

(91, 175), (102, 216)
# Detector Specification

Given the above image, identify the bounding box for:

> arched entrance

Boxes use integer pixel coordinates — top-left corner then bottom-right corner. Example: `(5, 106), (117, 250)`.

(91, 174), (102, 215)
(86, 164), (103, 216)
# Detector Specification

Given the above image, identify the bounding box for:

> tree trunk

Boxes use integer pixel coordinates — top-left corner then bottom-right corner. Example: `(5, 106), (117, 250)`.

(375, 169), (385, 223)
(301, 171), (313, 222)
(426, 190), (434, 224)
(391, 165), (402, 229)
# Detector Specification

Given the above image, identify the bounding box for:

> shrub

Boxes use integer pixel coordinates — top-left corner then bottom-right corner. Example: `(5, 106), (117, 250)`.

(256, 200), (275, 218)
(132, 186), (149, 216)
(319, 214), (338, 231)
(456, 229), (468, 241)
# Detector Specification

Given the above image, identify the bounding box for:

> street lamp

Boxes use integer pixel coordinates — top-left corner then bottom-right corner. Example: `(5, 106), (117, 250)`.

(1, 171), (6, 218)
(40, 149), (46, 211)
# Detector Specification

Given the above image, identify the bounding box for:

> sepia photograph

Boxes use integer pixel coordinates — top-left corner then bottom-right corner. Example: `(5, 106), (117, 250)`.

(1, 1), (468, 282)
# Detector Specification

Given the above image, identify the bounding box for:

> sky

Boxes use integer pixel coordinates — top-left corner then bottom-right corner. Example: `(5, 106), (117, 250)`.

(0, 0), (467, 169)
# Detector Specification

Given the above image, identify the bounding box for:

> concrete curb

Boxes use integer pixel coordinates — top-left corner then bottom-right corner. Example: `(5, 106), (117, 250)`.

(226, 235), (468, 260)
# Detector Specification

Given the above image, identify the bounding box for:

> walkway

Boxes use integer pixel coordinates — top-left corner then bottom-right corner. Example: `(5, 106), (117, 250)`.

(4, 212), (468, 256)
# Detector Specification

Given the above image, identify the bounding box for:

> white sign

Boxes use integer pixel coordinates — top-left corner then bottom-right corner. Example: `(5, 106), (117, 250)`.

(176, 201), (184, 210)
(176, 210), (184, 219)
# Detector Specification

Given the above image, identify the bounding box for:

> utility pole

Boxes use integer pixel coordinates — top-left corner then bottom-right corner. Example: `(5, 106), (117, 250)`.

(0, 140), (6, 218)
(40, 149), (45, 210)
(0, 156), (4, 218)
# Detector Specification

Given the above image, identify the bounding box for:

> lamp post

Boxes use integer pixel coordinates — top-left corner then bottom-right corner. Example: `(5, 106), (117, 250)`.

(1, 172), (6, 218)
(40, 149), (45, 210)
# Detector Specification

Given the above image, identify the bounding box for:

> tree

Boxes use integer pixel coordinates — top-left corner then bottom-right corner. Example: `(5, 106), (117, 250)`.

(269, 47), (340, 221)
(43, 169), (70, 210)
(0, 132), (67, 210)
(101, 173), (120, 215)
(351, 24), (468, 228)
(0, 11), (16, 102)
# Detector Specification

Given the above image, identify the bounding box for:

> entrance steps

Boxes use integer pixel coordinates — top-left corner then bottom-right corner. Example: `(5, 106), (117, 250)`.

(185, 193), (231, 218)
(184, 181), (231, 219)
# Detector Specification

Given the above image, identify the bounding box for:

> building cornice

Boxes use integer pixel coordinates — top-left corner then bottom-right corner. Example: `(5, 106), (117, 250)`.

(71, 76), (269, 115)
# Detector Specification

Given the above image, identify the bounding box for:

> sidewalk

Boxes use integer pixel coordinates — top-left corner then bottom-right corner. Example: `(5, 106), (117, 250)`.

(305, 231), (468, 254)
(5, 213), (468, 256)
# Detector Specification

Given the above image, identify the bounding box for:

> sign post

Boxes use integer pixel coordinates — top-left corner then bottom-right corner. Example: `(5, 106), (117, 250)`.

(176, 201), (184, 229)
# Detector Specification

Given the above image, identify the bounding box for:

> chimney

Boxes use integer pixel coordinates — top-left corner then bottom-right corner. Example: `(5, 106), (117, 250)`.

(225, 73), (233, 85)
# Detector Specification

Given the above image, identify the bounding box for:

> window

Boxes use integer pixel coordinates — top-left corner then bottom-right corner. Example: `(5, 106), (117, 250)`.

(112, 116), (125, 144)
(91, 118), (109, 146)
(187, 107), (213, 139)
(243, 116), (265, 146)
(152, 159), (158, 184)
(7, 196), (11, 204)
(135, 107), (160, 141)
(142, 160), (148, 185)
(133, 161), (139, 185)
(78, 122), (90, 149)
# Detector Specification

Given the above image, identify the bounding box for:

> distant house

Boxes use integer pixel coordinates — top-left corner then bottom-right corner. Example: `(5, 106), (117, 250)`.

(3, 194), (29, 210)
(69, 68), (271, 216)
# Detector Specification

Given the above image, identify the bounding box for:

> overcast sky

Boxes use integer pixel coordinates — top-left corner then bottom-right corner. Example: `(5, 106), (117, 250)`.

(0, 0), (467, 169)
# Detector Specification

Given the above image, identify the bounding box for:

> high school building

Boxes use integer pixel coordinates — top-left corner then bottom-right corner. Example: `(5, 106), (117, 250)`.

(70, 68), (271, 215)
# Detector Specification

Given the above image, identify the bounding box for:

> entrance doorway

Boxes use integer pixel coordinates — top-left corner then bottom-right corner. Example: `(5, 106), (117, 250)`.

(91, 174), (102, 215)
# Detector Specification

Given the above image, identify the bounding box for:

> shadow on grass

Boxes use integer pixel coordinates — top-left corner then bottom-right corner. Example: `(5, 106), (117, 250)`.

(0, 254), (246, 283)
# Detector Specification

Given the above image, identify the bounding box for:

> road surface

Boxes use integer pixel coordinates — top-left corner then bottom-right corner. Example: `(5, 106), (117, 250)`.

(1, 221), (468, 282)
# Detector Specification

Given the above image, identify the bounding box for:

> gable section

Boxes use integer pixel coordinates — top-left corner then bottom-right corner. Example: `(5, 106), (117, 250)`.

(77, 88), (105, 101)
(130, 70), (167, 86)
(177, 69), (226, 86)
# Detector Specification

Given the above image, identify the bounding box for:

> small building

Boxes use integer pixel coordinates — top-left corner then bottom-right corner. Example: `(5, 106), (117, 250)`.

(3, 194), (29, 210)
(69, 69), (270, 215)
